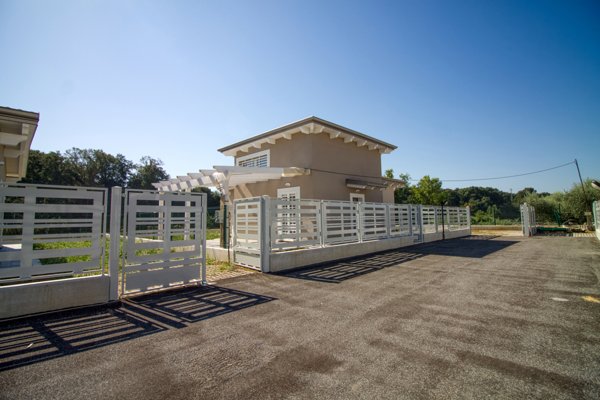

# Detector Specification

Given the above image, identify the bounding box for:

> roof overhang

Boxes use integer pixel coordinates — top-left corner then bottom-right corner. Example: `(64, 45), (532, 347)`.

(0, 106), (39, 183)
(153, 166), (310, 197)
(218, 116), (397, 157)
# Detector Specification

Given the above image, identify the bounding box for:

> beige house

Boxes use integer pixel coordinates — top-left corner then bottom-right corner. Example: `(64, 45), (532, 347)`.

(218, 116), (402, 203)
(0, 107), (39, 183)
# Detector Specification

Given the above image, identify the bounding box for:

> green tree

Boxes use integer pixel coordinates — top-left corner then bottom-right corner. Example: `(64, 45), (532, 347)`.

(63, 148), (133, 187)
(128, 156), (170, 189)
(192, 187), (221, 208)
(22, 150), (80, 185)
(394, 172), (412, 204)
(513, 187), (536, 206)
(385, 169), (413, 204)
(561, 180), (600, 223)
(22, 148), (164, 190)
(522, 192), (557, 224)
(410, 176), (447, 205)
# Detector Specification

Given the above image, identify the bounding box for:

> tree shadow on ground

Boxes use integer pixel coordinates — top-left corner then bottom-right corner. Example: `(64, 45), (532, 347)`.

(282, 236), (518, 284)
(0, 285), (274, 371)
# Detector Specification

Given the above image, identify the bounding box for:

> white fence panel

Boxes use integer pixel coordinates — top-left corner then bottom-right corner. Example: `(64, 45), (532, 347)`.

(520, 203), (537, 237)
(122, 190), (206, 295)
(233, 198), (263, 269)
(421, 206), (437, 234)
(0, 183), (107, 284)
(411, 205), (422, 236)
(389, 204), (412, 237)
(459, 207), (469, 229)
(447, 207), (459, 230)
(234, 198), (262, 251)
(322, 201), (360, 245)
(271, 199), (321, 250)
(360, 203), (389, 241)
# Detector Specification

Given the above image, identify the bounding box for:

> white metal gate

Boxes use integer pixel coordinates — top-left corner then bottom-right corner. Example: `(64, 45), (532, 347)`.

(121, 190), (207, 296)
(233, 197), (264, 270)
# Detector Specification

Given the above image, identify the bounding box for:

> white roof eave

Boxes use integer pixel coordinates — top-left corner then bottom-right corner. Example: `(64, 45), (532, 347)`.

(152, 166), (310, 192)
(221, 122), (395, 157)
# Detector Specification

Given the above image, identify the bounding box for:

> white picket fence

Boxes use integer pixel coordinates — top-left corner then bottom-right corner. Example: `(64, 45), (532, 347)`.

(235, 197), (470, 254)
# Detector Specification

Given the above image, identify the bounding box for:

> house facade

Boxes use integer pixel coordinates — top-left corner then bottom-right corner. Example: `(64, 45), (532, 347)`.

(218, 116), (401, 203)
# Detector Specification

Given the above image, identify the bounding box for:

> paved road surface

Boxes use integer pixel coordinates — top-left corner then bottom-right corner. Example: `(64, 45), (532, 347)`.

(1, 235), (599, 399)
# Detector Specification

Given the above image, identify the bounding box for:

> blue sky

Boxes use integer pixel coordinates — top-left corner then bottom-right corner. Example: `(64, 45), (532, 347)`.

(1, 0), (598, 193)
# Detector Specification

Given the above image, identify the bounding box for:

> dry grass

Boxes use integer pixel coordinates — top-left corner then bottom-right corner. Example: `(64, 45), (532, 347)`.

(205, 258), (256, 282)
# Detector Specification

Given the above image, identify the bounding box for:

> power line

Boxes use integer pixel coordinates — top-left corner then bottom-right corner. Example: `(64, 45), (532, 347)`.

(310, 168), (391, 181)
(415, 160), (576, 183)
(311, 160), (577, 185)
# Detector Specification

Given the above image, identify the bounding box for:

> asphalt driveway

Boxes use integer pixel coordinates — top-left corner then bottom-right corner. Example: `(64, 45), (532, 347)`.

(1, 235), (599, 399)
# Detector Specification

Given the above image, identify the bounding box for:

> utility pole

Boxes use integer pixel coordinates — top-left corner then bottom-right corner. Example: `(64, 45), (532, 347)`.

(574, 158), (593, 229)
(574, 159), (588, 201)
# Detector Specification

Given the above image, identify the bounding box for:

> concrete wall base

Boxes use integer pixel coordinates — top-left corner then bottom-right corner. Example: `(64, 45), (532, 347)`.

(0, 275), (111, 320)
(268, 229), (470, 273)
(206, 246), (233, 262)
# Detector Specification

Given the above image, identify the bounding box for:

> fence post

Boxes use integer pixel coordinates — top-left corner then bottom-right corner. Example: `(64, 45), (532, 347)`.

(0, 186), (4, 244)
(260, 196), (271, 273)
(440, 204), (445, 240)
(357, 203), (363, 242)
(184, 198), (191, 241)
(466, 206), (471, 233)
(201, 193), (207, 286)
(320, 201), (326, 247)
(408, 205), (413, 236)
(108, 186), (122, 301)
(418, 205), (424, 242)
(466, 206), (471, 235)
(385, 204), (391, 238)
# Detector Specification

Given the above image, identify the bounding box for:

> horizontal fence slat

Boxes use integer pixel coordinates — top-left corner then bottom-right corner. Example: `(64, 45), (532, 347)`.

(0, 186), (105, 200)
(0, 260), (102, 279)
(1, 203), (104, 213)
(32, 246), (102, 259)
(1, 183), (107, 285)
(123, 257), (202, 274)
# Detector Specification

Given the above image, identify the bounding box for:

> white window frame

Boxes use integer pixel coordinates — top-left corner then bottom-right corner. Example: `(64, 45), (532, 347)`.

(350, 193), (365, 202)
(236, 149), (270, 168)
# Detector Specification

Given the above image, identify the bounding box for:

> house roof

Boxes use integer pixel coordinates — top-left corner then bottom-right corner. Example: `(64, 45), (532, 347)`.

(218, 116), (397, 156)
(0, 106), (39, 182)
